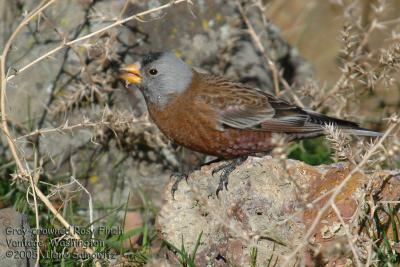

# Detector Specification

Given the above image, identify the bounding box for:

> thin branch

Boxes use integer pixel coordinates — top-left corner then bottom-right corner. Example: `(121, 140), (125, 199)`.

(15, 120), (110, 141)
(14, 116), (148, 141)
(331, 202), (361, 267)
(28, 158), (41, 266)
(6, 0), (192, 81)
(71, 176), (95, 240)
(236, 1), (304, 107)
(1, 2), (58, 264)
(236, 1), (280, 95)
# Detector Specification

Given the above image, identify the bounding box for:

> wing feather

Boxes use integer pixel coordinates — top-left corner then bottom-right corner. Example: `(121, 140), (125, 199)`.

(194, 73), (378, 136)
(195, 74), (312, 132)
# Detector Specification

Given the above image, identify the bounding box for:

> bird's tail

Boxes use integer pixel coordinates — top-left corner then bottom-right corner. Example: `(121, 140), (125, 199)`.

(340, 128), (383, 137)
(305, 110), (383, 137)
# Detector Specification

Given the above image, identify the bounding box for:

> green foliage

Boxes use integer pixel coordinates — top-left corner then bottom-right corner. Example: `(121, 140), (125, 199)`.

(0, 179), (155, 266)
(0, 173), (49, 224)
(250, 247), (257, 267)
(265, 243), (279, 267)
(287, 137), (333, 165)
(370, 204), (400, 266)
(38, 199), (155, 267)
(163, 231), (203, 267)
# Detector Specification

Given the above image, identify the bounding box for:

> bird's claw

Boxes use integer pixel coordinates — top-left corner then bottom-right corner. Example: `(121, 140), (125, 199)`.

(170, 172), (188, 199)
(212, 157), (247, 197)
(216, 170), (229, 198)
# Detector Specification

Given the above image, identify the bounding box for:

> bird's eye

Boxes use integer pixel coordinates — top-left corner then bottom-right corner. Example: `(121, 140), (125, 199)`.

(149, 69), (158, 75)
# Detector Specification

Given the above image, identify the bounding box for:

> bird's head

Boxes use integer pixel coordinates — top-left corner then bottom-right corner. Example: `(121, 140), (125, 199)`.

(120, 52), (193, 107)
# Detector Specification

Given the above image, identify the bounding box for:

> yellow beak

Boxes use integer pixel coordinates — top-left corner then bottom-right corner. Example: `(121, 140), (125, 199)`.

(120, 63), (142, 84)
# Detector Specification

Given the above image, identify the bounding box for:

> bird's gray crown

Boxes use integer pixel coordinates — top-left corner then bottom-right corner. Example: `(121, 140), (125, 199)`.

(138, 52), (193, 108)
(142, 52), (163, 67)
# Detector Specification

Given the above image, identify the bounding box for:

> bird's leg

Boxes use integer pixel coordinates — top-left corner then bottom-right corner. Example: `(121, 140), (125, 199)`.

(212, 156), (247, 197)
(170, 155), (246, 198)
(170, 157), (217, 198)
(169, 146), (208, 199)
(170, 172), (188, 199)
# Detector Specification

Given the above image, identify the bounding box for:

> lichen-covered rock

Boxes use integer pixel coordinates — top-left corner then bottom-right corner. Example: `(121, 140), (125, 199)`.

(156, 156), (400, 266)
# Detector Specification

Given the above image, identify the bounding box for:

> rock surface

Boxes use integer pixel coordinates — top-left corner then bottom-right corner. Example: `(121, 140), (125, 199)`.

(0, 208), (35, 267)
(156, 156), (400, 266)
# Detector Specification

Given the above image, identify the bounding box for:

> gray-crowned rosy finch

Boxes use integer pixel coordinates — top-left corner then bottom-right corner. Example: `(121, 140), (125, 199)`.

(120, 52), (382, 196)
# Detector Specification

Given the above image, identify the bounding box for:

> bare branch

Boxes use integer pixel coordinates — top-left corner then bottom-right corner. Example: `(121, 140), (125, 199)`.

(6, 0), (192, 81)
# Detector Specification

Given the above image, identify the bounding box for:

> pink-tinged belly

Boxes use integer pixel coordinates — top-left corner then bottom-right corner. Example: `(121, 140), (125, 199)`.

(162, 123), (274, 158)
(204, 129), (274, 158)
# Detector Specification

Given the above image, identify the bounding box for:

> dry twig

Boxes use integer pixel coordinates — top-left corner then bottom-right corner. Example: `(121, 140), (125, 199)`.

(236, 0), (304, 108)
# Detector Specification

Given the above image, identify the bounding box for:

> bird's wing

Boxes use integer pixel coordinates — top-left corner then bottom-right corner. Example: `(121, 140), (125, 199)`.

(194, 74), (382, 137)
(196, 75), (320, 133)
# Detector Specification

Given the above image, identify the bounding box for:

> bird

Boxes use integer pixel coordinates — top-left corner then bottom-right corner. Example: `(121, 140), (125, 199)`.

(120, 52), (382, 196)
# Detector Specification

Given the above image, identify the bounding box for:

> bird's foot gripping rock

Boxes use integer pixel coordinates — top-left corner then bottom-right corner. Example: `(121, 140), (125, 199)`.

(170, 172), (188, 199)
(212, 157), (247, 197)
